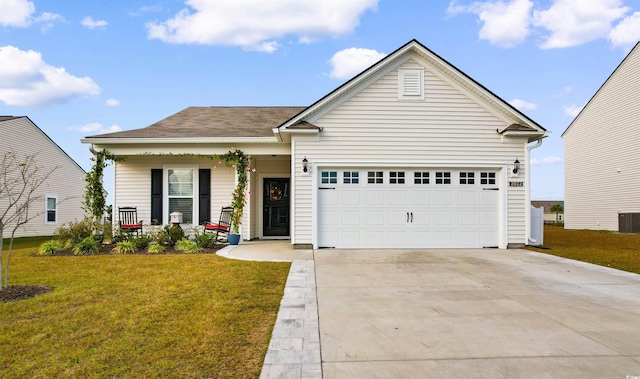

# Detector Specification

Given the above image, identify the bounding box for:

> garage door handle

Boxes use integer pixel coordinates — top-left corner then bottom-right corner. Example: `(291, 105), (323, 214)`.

(411, 212), (413, 223)
(319, 187), (336, 190)
(483, 188), (499, 191)
(406, 212), (409, 223)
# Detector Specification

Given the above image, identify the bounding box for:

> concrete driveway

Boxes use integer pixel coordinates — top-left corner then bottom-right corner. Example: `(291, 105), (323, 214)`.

(315, 249), (640, 378)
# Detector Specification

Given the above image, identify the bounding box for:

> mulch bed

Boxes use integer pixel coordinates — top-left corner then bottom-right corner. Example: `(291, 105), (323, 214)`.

(0, 284), (52, 303)
(2, 243), (227, 302)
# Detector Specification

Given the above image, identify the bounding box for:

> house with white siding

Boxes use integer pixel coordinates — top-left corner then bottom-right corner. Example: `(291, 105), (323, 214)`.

(1, 116), (86, 238)
(82, 39), (547, 249)
(562, 42), (640, 232)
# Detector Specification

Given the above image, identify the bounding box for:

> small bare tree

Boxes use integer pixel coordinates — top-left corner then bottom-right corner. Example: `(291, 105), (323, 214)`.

(0, 151), (58, 289)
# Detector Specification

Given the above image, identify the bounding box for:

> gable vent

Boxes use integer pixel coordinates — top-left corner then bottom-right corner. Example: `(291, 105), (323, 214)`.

(398, 68), (424, 100)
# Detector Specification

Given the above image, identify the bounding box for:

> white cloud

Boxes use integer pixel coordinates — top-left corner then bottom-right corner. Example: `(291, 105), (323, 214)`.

(81, 16), (108, 29)
(447, 0), (533, 48)
(0, 45), (101, 107)
(609, 12), (640, 51)
(35, 12), (65, 31)
(563, 104), (584, 117)
(0, 0), (35, 27)
(328, 48), (386, 79)
(509, 98), (537, 111)
(105, 98), (121, 107)
(68, 123), (122, 134)
(533, 0), (629, 49)
(531, 156), (562, 166)
(146, 0), (378, 52)
(448, 0), (636, 50)
(552, 86), (572, 98)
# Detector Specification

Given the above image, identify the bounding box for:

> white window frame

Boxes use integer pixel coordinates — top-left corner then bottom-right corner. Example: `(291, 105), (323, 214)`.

(45, 194), (58, 224)
(163, 165), (198, 225)
(398, 68), (425, 100)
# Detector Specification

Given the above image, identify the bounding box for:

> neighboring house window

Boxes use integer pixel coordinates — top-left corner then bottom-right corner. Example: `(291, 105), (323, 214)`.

(368, 171), (384, 184)
(414, 172), (430, 184)
(460, 172), (475, 185)
(480, 172), (496, 185)
(398, 68), (425, 100)
(343, 171), (359, 184)
(167, 168), (194, 224)
(321, 171), (337, 184)
(557, 214), (564, 221)
(45, 195), (57, 224)
(389, 171), (405, 184)
(435, 172), (451, 184)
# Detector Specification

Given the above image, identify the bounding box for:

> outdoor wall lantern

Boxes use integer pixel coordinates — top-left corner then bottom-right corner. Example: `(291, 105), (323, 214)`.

(513, 158), (520, 174)
(302, 157), (309, 173)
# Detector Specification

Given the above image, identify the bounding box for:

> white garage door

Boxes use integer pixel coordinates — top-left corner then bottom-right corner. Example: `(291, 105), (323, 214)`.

(318, 168), (499, 249)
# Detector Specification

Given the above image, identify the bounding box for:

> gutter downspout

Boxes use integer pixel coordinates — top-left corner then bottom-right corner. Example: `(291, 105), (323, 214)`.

(526, 137), (544, 244)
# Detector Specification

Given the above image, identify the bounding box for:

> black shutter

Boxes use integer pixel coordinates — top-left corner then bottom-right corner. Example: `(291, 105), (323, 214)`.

(151, 169), (163, 225)
(199, 169), (211, 225)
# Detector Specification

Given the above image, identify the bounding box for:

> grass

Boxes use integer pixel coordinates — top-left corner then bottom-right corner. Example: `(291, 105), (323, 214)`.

(0, 237), (291, 378)
(527, 226), (640, 274)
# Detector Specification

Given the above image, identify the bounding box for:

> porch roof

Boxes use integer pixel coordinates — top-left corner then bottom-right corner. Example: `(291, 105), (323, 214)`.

(85, 106), (306, 139)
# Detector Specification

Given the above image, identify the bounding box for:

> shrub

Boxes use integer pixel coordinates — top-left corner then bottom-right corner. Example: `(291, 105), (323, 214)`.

(132, 234), (152, 251)
(55, 218), (93, 244)
(147, 243), (165, 254)
(38, 240), (62, 255)
(113, 241), (136, 254)
(111, 229), (131, 243)
(73, 236), (99, 255)
(194, 231), (217, 249)
(175, 239), (199, 254)
(150, 227), (171, 247)
(165, 225), (184, 247)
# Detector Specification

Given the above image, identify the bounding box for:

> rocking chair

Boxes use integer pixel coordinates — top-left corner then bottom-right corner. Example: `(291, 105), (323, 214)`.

(118, 207), (143, 236)
(204, 206), (233, 242)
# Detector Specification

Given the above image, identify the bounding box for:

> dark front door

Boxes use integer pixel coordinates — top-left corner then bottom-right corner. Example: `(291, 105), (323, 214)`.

(263, 178), (290, 237)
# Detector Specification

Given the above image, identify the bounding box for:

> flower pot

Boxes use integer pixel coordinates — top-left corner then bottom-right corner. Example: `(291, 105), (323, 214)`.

(228, 234), (241, 245)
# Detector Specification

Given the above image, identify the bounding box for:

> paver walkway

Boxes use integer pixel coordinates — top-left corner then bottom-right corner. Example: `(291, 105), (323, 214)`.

(259, 260), (321, 379)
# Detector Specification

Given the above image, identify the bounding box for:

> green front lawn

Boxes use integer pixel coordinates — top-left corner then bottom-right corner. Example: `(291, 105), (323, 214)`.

(527, 226), (640, 274)
(0, 239), (290, 378)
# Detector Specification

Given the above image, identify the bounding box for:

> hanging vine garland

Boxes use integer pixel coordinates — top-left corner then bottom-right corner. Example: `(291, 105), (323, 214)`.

(217, 149), (253, 234)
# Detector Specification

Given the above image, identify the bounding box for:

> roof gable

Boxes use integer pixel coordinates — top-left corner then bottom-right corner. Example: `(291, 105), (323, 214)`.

(280, 39), (545, 139)
(562, 41), (640, 138)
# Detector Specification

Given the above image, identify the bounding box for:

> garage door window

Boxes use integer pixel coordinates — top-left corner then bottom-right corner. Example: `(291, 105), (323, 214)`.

(389, 171), (405, 184)
(460, 172), (475, 184)
(368, 171), (384, 184)
(480, 172), (496, 185)
(343, 171), (359, 184)
(435, 172), (451, 184)
(414, 172), (430, 184)
(321, 171), (337, 184)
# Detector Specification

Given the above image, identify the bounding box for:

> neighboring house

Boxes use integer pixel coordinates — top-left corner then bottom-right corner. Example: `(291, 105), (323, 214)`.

(82, 39), (547, 249)
(563, 42), (640, 232)
(531, 200), (564, 223)
(0, 116), (86, 238)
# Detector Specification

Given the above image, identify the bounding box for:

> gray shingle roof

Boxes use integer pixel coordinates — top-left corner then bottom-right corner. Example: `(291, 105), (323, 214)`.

(87, 106), (306, 139)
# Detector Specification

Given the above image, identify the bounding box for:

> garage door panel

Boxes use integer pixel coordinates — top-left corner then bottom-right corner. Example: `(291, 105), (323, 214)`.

(366, 190), (385, 205)
(458, 191), (477, 206)
(341, 210), (360, 225)
(365, 210), (385, 225)
(318, 168), (499, 249)
(341, 189), (362, 205)
(458, 210), (478, 225)
(388, 210), (409, 226)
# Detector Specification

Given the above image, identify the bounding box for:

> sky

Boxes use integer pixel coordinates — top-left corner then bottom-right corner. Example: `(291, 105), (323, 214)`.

(1, 0), (639, 203)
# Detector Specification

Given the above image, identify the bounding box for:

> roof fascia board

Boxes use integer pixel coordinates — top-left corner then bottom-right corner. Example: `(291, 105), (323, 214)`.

(81, 136), (279, 144)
